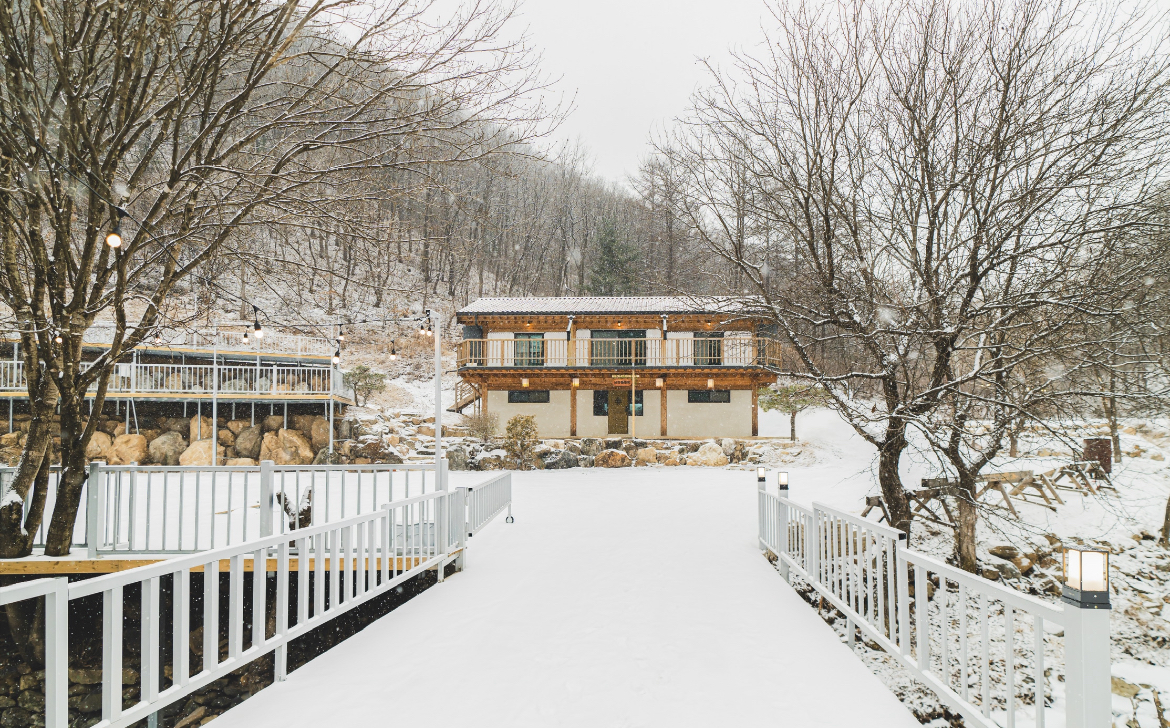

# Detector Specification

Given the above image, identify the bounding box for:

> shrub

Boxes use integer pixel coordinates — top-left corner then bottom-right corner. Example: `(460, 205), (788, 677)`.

(504, 414), (539, 468)
(465, 410), (499, 443)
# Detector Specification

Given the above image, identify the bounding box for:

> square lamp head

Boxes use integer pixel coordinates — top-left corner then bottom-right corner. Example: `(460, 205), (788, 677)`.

(756, 466), (766, 484)
(777, 471), (789, 490)
(707, 378), (714, 389)
(521, 378), (529, 388)
(1062, 546), (1110, 609)
(655, 377), (663, 388)
(571, 377), (580, 387)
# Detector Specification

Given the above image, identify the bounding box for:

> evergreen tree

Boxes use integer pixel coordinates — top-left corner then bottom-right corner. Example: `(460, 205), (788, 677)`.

(587, 220), (640, 296)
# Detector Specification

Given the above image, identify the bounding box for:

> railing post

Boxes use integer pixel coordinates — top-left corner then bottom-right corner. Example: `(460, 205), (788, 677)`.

(1063, 591), (1112, 728)
(807, 507), (820, 586)
(455, 486), (470, 572)
(44, 577), (68, 728)
(259, 460), (274, 538)
(777, 489), (789, 582)
(86, 461), (104, 558)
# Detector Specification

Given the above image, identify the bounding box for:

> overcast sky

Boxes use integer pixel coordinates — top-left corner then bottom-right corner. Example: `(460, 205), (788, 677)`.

(517, 0), (769, 185)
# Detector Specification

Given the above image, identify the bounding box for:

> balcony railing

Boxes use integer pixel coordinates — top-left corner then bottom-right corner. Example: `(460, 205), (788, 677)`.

(4, 326), (333, 357)
(456, 337), (783, 368)
(0, 362), (338, 397)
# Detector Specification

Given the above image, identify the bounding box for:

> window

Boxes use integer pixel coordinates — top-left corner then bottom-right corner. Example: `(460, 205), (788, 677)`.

(688, 390), (731, 403)
(508, 390), (550, 403)
(694, 331), (724, 366)
(592, 389), (645, 416)
(514, 333), (545, 367)
(590, 329), (647, 366)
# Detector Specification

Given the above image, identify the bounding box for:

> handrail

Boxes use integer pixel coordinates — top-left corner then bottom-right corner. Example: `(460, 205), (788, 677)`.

(455, 336), (784, 369)
(462, 472), (513, 536)
(0, 361), (337, 395)
(760, 491), (1109, 728)
(1, 471), (513, 728)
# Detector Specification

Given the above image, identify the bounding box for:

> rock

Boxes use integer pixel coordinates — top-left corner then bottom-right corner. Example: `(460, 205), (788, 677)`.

(68, 669), (102, 685)
(74, 692), (103, 713)
(148, 432), (188, 466)
(189, 415), (213, 441)
(447, 446), (469, 471)
(635, 447), (658, 465)
(216, 429), (235, 447)
(656, 450), (682, 466)
(262, 415), (284, 433)
(418, 425), (435, 437)
(988, 545), (1021, 561)
(685, 442), (730, 467)
(0, 432), (18, 449)
(603, 438), (624, 451)
(113, 422), (127, 437)
(179, 440), (224, 466)
(174, 707), (207, 728)
(85, 431), (113, 460)
(1, 707), (33, 726)
(225, 458), (256, 466)
(594, 449), (632, 468)
(721, 438), (737, 456)
(108, 434), (148, 465)
(139, 428), (161, 444)
(226, 419), (250, 435)
(100, 420), (119, 436)
(278, 429), (314, 464)
(578, 438), (602, 456)
(994, 561), (1022, 580)
(1112, 676), (1140, 699)
(580, 455), (595, 467)
(164, 417), (190, 437)
(338, 420), (353, 439)
(564, 441), (582, 456)
(542, 449), (578, 470)
(310, 418), (332, 452)
(234, 426), (263, 459)
(17, 676), (38, 692)
(15, 692), (42, 713)
(1013, 556), (1034, 575)
(312, 448), (339, 465)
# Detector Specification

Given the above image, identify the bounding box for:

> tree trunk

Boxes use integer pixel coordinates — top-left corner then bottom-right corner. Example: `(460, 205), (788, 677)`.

(955, 479), (979, 573)
(1160, 491), (1170, 547)
(789, 410), (797, 441)
(43, 456), (89, 557)
(1009, 430), (1018, 458)
(0, 423), (53, 558)
(877, 429), (912, 535)
(1103, 395), (1122, 463)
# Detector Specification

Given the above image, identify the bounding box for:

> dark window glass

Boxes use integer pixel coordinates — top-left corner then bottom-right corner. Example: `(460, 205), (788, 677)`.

(629, 389), (644, 416)
(694, 331), (724, 366)
(590, 330), (647, 366)
(688, 390), (731, 403)
(593, 389), (608, 416)
(508, 390), (550, 403)
(514, 333), (545, 367)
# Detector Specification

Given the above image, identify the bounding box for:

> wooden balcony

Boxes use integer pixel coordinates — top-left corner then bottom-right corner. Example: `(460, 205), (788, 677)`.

(456, 337), (783, 370)
(2, 326), (332, 361)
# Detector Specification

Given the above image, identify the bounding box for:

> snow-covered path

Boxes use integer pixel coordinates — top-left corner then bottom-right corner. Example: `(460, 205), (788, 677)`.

(215, 468), (920, 727)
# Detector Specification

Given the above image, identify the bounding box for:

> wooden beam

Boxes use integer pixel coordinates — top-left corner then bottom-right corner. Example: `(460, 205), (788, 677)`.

(570, 386), (577, 437)
(751, 385), (759, 437)
(660, 387), (668, 437)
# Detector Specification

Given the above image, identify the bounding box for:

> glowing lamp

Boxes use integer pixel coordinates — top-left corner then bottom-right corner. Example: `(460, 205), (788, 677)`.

(707, 378), (714, 389)
(521, 378), (529, 388)
(105, 223), (123, 249)
(571, 377), (579, 387)
(777, 471), (789, 490)
(655, 377), (663, 387)
(1062, 546), (1110, 609)
(756, 466), (766, 484)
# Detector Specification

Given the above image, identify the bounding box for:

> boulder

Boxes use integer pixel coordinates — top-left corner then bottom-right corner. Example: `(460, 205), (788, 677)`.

(578, 438), (603, 456)
(225, 458), (257, 466)
(100, 420), (119, 436)
(447, 446), (470, 471)
(234, 426), (263, 459)
(564, 441), (582, 456)
(542, 449), (578, 470)
(108, 434), (148, 465)
(164, 417), (190, 438)
(292, 414), (316, 434)
(217, 429), (235, 447)
(85, 431), (113, 460)
(310, 418), (332, 452)
(686, 442), (729, 467)
(993, 560), (1022, 580)
(635, 447), (658, 465)
(594, 449), (632, 468)
(189, 415), (213, 441)
(279, 429), (315, 463)
(603, 438), (624, 451)
(179, 439), (224, 466)
(263, 415), (285, 433)
(139, 429), (161, 445)
(988, 545), (1021, 561)
(148, 432), (188, 466)
(656, 450), (683, 466)
(114, 422), (127, 437)
(313, 448), (339, 465)
(227, 419), (250, 435)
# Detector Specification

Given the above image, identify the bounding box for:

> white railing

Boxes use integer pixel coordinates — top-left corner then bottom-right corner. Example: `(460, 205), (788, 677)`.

(0, 362), (336, 395)
(457, 336), (782, 369)
(462, 472), (513, 537)
(81, 325), (333, 356)
(759, 486), (1110, 728)
(1, 461), (444, 555)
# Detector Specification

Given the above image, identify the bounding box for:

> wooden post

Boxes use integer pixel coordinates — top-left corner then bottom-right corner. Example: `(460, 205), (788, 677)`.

(660, 385), (668, 438)
(570, 385), (577, 437)
(751, 384), (759, 437)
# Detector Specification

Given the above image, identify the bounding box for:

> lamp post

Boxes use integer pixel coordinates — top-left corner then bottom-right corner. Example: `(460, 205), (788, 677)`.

(1062, 546), (1111, 728)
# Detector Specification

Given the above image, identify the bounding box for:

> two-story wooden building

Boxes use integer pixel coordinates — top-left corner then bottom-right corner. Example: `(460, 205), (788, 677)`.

(454, 297), (781, 439)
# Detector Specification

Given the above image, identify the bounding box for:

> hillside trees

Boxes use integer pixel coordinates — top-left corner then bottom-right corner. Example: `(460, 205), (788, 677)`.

(0, 0), (555, 556)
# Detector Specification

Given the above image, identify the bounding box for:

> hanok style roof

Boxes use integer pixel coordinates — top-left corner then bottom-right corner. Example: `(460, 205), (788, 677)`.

(457, 296), (741, 317)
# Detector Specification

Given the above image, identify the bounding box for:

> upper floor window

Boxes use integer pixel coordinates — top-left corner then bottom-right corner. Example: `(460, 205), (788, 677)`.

(688, 389), (731, 403)
(591, 329), (647, 366)
(514, 332), (545, 367)
(694, 331), (724, 366)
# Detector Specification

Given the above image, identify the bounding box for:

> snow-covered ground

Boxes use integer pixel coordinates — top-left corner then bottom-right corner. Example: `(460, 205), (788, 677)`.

(213, 468), (921, 727)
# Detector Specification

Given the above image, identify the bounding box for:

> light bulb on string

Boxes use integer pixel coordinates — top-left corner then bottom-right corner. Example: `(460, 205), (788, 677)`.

(242, 328), (249, 344)
(389, 340), (397, 361)
(105, 207), (127, 248)
(338, 326), (345, 343)
(252, 305), (264, 339)
(53, 331), (62, 345)
(332, 347), (341, 366)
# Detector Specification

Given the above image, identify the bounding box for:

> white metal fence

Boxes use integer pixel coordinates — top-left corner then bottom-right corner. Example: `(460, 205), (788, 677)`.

(0, 472), (513, 728)
(758, 485), (1110, 728)
(0, 461), (444, 555)
(463, 472), (513, 537)
(0, 361), (337, 396)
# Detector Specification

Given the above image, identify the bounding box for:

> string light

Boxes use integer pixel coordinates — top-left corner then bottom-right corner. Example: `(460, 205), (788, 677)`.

(252, 305), (264, 339)
(242, 328), (249, 344)
(337, 326), (345, 343)
(105, 209), (126, 249)
(389, 340), (397, 361)
(53, 331), (63, 344)
(332, 346), (341, 365)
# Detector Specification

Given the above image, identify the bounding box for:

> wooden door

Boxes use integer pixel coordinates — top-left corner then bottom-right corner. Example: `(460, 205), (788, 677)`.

(608, 390), (629, 434)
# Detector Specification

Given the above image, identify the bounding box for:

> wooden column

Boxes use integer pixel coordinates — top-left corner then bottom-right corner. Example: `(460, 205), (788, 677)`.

(660, 386), (668, 438)
(570, 386), (577, 437)
(751, 384), (759, 436)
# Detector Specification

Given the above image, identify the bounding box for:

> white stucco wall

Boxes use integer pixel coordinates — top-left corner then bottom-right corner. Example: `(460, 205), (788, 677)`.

(665, 389), (753, 438)
(486, 389), (571, 438)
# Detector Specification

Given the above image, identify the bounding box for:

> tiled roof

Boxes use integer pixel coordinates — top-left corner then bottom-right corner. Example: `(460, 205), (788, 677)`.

(457, 296), (742, 316)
